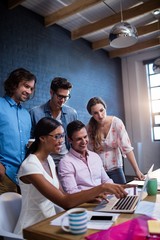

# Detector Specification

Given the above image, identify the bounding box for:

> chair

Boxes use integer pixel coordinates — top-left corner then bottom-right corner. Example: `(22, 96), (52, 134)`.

(0, 192), (23, 240)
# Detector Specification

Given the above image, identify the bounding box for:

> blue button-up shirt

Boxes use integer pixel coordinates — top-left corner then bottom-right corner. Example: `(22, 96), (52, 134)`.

(30, 100), (78, 166)
(29, 100), (78, 150)
(0, 96), (31, 184)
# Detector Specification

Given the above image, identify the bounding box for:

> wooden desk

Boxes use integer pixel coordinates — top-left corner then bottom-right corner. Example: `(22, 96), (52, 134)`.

(23, 194), (160, 240)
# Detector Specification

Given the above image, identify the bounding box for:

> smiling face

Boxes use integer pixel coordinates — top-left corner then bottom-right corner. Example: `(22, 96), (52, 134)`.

(90, 103), (107, 124)
(45, 125), (65, 154)
(50, 88), (71, 110)
(11, 80), (35, 103)
(69, 127), (89, 156)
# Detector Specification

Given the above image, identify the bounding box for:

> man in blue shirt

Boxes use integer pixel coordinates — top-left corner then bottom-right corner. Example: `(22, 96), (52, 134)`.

(0, 68), (37, 194)
(30, 77), (77, 168)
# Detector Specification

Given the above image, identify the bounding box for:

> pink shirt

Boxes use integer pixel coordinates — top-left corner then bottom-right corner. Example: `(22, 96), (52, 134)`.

(58, 148), (113, 193)
(88, 117), (133, 171)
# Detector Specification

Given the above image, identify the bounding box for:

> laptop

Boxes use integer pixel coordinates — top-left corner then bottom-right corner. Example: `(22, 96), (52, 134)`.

(94, 164), (154, 214)
(128, 168), (160, 190)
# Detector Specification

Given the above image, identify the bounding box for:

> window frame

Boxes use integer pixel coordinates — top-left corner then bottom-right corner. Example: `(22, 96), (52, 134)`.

(146, 63), (160, 142)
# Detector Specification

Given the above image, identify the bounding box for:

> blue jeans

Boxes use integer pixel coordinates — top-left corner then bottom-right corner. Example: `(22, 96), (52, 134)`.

(107, 168), (126, 184)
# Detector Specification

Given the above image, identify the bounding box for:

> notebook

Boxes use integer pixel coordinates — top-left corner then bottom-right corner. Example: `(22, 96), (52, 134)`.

(94, 164), (154, 214)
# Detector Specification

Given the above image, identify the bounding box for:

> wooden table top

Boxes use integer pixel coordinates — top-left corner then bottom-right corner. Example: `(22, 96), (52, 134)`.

(23, 194), (160, 240)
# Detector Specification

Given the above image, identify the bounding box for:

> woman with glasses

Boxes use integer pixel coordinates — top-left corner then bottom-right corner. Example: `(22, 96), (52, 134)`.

(86, 97), (145, 184)
(14, 117), (132, 236)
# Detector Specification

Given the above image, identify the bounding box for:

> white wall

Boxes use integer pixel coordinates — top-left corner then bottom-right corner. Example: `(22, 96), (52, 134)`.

(122, 49), (160, 175)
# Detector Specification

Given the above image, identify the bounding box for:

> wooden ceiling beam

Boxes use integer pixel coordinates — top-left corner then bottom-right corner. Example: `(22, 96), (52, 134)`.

(45, 0), (102, 27)
(92, 22), (159, 50)
(92, 39), (110, 50)
(8, 0), (25, 9)
(137, 22), (159, 35)
(109, 38), (160, 58)
(72, 0), (160, 40)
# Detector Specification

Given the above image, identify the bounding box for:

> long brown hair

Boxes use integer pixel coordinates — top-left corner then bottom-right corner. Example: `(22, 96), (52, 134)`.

(86, 97), (106, 153)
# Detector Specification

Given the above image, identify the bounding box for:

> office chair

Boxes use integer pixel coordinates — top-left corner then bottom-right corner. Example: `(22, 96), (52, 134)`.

(0, 192), (23, 240)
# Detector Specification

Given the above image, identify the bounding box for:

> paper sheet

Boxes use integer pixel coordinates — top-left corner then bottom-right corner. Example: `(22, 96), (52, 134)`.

(50, 210), (119, 230)
(128, 169), (160, 190)
(127, 180), (144, 186)
(135, 201), (160, 220)
(128, 180), (160, 190)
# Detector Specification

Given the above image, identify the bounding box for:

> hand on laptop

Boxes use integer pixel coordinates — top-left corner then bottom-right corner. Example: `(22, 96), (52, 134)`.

(96, 193), (110, 203)
(135, 169), (145, 180)
(102, 183), (129, 199)
(105, 183), (140, 199)
(87, 193), (110, 204)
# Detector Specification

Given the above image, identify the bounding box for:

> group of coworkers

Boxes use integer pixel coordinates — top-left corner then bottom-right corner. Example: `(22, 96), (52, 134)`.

(0, 68), (145, 237)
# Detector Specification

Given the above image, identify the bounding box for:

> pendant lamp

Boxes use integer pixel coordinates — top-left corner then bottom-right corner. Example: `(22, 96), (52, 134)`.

(109, 1), (138, 48)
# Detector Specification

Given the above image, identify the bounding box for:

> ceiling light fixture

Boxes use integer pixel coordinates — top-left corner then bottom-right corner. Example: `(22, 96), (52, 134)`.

(153, 9), (160, 17)
(109, 0), (138, 48)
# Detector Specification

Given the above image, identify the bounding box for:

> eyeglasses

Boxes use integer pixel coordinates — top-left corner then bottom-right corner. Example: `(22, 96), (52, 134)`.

(48, 133), (65, 141)
(55, 93), (71, 101)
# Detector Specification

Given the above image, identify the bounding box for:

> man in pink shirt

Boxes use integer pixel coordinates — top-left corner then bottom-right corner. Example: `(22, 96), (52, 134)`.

(58, 120), (113, 196)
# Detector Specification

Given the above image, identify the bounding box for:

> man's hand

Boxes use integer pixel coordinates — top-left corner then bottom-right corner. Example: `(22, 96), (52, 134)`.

(0, 163), (5, 182)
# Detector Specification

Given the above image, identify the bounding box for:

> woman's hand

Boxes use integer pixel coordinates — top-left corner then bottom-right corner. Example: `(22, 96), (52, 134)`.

(135, 169), (145, 180)
(102, 183), (137, 199)
(86, 193), (109, 204)
(95, 192), (110, 203)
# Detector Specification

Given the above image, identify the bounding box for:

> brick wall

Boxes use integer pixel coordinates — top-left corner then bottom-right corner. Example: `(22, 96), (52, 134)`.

(0, 0), (124, 124)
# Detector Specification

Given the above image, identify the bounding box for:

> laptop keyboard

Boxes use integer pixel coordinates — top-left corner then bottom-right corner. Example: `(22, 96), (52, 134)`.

(112, 195), (139, 210)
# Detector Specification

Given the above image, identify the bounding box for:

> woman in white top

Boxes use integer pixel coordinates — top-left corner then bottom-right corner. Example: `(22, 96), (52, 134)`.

(86, 97), (145, 184)
(14, 117), (133, 236)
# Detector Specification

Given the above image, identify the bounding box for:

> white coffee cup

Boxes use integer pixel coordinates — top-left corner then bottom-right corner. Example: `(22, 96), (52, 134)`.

(61, 208), (88, 235)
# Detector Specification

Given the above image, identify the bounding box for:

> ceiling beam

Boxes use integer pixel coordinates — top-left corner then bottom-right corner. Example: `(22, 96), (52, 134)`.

(71, 0), (160, 40)
(92, 39), (110, 50)
(8, 0), (25, 9)
(109, 38), (160, 58)
(92, 22), (159, 50)
(45, 0), (102, 27)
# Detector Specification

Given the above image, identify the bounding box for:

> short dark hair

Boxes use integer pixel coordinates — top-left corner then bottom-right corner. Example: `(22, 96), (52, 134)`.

(4, 68), (37, 96)
(50, 77), (72, 92)
(67, 120), (85, 139)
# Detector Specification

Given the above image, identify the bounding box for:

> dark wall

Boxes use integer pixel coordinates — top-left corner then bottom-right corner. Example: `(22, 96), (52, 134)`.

(0, 1), (124, 124)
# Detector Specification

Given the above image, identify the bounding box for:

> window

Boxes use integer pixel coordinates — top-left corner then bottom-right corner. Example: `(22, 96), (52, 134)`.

(146, 63), (160, 141)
